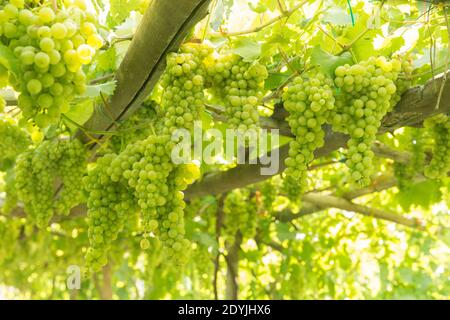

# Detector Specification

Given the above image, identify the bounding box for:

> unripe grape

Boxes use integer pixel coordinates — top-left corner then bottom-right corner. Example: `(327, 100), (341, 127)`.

(51, 23), (67, 39)
(39, 37), (55, 52)
(27, 79), (42, 95)
(34, 52), (50, 68)
(38, 7), (55, 23)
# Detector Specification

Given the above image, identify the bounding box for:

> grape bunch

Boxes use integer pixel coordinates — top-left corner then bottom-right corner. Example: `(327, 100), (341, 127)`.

(393, 162), (414, 191)
(15, 142), (55, 227)
(84, 133), (200, 271)
(282, 72), (335, 200)
(223, 189), (257, 241)
(84, 154), (136, 272)
(208, 54), (268, 132)
(332, 57), (402, 186)
(393, 128), (426, 190)
(15, 139), (87, 227)
(423, 113), (450, 179)
(158, 43), (212, 135)
(55, 139), (87, 215)
(0, 117), (30, 163)
(0, 1), (103, 128)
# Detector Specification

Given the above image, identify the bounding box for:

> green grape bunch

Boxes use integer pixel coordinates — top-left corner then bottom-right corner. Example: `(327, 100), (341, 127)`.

(223, 189), (258, 241)
(0, 117), (30, 163)
(84, 154), (136, 272)
(423, 113), (450, 179)
(207, 53), (268, 132)
(14, 138), (87, 227)
(158, 43), (212, 135)
(282, 72), (335, 200)
(331, 56), (404, 186)
(0, 0), (103, 128)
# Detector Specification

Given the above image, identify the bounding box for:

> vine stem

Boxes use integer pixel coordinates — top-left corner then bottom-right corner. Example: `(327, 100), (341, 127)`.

(51, 0), (58, 12)
(317, 25), (346, 49)
(214, 0), (308, 37)
(336, 27), (370, 56)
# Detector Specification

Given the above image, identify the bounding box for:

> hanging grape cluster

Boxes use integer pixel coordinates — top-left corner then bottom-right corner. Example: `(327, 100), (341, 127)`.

(393, 128), (426, 191)
(282, 72), (335, 200)
(158, 44), (212, 135)
(0, 0), (103, 128)
(331, 57), (404, 186)
(84, 154), (136, 272)
(0, 117), (30, 164)
(223, 189), (257, 241)
(423, 113), (450, 179)
(15, 139), (87, 227)
(207, 54), (268, 132)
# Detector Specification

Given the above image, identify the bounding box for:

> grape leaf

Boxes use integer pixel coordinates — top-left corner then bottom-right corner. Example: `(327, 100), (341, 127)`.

(229, 38), (261, 61)
(107, 0), (142, 27)
(210, 0), (225, 31)
(322, 7), (352, 25)
(0, 44), (20, 76)
(264, 72), (290, 90)
(63, 100), (94, 130)
(276, 222), (296, 241)
(396, 180), (443, 211)
(310, 46), (353, 78)
(96, 47), (117, 72)
(84, 81), (117, 98)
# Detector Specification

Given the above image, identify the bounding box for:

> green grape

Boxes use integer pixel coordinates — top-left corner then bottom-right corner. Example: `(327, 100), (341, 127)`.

(18, 9), (34, 25)
(4, 4), (19, 19)
(282, 72), (335, 200)
(423, 113), (450, 179)
(20, 50), (35, 65)
(50, 22), (67, 39)
(39, 37), (54, 52)
(38, 7), (55, 24)
(37, 93), (53, 108)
